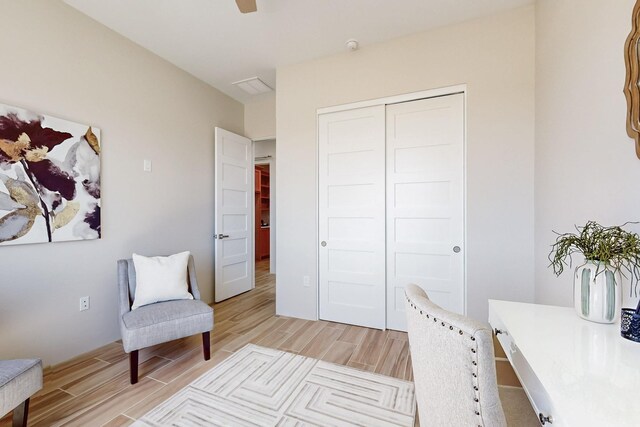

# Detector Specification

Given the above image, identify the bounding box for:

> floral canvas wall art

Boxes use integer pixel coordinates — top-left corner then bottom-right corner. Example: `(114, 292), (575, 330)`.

(0, 103), (101, 245)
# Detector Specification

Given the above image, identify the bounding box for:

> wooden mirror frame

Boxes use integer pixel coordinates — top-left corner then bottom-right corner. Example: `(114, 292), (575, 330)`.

(624, 0), (640, 158)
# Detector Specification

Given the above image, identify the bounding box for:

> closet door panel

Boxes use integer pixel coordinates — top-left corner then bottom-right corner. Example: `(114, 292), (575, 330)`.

(318, 105), (386, 329)
(386, 94), (465, 331)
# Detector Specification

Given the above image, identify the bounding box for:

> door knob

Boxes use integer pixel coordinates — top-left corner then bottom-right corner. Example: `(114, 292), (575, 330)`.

(321, 241), (327, 247)
(453, 246), (461, 253)
(215, 234), (230, 239)
(539, 413), (553, 425)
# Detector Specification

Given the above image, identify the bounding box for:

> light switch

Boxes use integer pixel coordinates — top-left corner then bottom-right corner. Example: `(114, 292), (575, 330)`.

(143, 159), (152, 172)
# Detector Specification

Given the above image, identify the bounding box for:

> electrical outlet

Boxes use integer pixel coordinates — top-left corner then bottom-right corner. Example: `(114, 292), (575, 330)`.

(303, 276), (311, 287)
(79, 296), (90, 311)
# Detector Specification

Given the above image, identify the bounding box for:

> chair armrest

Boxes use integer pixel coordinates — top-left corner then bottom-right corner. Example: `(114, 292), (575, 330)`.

(187, 255), (202, 301)
(117, 259), (132, 318)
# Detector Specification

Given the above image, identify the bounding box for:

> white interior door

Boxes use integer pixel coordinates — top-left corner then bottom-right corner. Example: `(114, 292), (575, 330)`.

(214, 127), (254, 302)
(318, 106), (386, 329)
(386, 94), (465, 331)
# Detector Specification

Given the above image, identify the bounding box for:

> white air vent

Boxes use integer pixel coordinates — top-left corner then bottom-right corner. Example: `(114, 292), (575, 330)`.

(232, 77), (273, 95)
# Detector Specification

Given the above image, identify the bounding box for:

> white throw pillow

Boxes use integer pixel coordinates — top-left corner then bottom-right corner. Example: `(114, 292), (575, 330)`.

(131, 251), (194, 310)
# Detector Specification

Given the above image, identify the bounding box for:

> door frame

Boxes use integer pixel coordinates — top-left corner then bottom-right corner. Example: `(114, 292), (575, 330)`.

(315, 84), (468, 325)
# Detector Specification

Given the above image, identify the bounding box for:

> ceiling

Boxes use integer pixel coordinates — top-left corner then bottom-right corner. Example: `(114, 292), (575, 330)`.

(64, 0), (533, 103)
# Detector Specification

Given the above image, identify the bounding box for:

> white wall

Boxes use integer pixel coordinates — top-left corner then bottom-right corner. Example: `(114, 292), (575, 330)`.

(276, 6), (536, 323)
(535, 0), (640, 309)
(244, 93), (276, 140)
(254, 139), (276, 158)
(0, 0), (243, 366)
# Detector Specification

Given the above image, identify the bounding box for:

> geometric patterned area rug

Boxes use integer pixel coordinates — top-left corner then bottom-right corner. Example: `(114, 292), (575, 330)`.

(132, 344), (416, 426)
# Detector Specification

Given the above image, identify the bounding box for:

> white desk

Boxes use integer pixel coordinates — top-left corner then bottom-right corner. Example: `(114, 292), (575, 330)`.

(489, 300), (640, 427)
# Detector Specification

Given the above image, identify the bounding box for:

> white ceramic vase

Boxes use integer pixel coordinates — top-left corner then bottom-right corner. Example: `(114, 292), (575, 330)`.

(574, 261), (622, 324)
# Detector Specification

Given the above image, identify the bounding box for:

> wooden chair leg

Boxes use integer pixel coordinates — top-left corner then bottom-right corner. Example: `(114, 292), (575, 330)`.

(129, 350), (139, 384)
(12, 398), (29, 427)
(202, 331), (211, 360)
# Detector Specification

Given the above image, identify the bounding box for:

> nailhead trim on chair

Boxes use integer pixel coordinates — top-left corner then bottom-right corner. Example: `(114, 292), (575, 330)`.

(471, 333), (481, 423)
(406, 293), (484, 426)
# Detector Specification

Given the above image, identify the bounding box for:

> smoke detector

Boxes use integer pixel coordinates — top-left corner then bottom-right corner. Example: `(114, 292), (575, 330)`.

(346, 39), (359, 51)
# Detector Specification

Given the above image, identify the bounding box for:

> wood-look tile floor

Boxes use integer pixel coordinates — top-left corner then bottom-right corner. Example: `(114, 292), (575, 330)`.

(1, 260), (412, 427)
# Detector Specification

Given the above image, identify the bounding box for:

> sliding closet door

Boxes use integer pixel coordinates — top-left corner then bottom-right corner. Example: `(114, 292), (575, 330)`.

(386, 94), (465, 331)
(318, 105), (386, 329)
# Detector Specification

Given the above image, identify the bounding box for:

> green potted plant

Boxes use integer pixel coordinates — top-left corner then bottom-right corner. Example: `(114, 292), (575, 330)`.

(549, 221), (640, 324)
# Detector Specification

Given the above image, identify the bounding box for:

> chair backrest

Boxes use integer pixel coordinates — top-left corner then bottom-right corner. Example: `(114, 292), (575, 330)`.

(404, 284), (506, 427)
(117, 254), (201, 309)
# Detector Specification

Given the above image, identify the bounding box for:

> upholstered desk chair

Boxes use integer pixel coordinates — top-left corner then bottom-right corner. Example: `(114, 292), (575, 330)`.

(405, 284), (537, 427)
(117, 255), (213, 384)
(0, 358), (42, 427)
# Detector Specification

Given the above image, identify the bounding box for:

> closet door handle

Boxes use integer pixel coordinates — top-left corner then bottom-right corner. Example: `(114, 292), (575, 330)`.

(453, 246), (461, 253)
(321, 241), (327, 247)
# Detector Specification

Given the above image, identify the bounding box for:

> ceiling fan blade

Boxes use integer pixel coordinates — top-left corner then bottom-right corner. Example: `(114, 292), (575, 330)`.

(235, 0), (257, 13)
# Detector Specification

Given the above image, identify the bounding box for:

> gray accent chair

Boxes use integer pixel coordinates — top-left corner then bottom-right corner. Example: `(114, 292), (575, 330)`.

(404, 284), (507, 427)
(0, 359), (43, 427)
(118, 254), (214, 384)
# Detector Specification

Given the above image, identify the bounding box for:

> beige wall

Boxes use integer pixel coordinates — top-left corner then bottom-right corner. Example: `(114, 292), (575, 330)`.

(0, 0), (243, 365)
(244, 92), (276, 140)
(535, 0), (640, 309)
(276, 6), (536, 322)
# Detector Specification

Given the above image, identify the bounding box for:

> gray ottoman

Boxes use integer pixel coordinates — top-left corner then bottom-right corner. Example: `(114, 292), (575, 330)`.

(0, 359), (43, 427)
